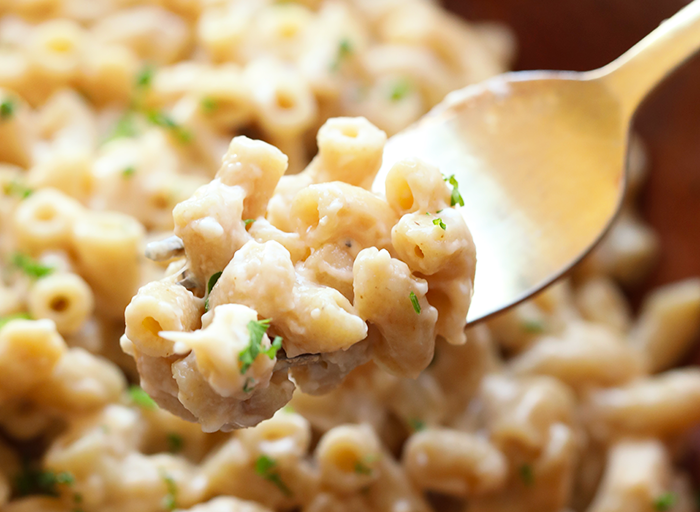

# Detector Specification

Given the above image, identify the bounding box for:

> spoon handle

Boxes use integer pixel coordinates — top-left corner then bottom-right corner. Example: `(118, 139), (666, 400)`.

(591, 0), (700, 119)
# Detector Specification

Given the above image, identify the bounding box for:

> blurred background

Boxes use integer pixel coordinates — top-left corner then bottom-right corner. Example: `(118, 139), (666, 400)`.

(445, 0), (700, 306)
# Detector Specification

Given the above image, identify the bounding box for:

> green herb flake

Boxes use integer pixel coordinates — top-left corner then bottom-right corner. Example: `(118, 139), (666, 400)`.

(166, 433), (184, 454)
(243, 219), (256, 227)
(3, 180), (33, 199)
(255, 455), (292, 496)
(11, 253), (54, 279)
(239, 319), (283, 374)
(243, 378), (255, 393)
(390, 79), (412, 102)
(654, 492), (677, 511)
(15, 466), (75, 497)
(128, 385), (157, 410)
(204, 271), (223, 312)
(145, 111), (193, 144)
(408, 418), (426, 432)
(330, 38), (353, 71)
(0, 98), (15, 120)
(409, 291), (421, 314)
(432, 218), (446, 230)
(443, 174), (465, 207)
(105, 112), (138, 143)
(522, 319), (546, 334)
(135, 64), (155, 89)
(160, 470), (178, 511)
(0, 312), (31, 330)
(519, 464), (535, 487)
(201, 97), (218, 113)
(122, 166), (136, 178)
(355, 460), (372, 475)
(282, 404), (295, 414)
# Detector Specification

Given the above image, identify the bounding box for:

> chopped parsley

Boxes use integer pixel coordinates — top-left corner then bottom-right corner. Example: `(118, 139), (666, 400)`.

(204, 271), (222, 312)
(3, 180), (33, 199)
(282, 404), (295, 413)
(0, 98), (15, 120)
(105, 112), (138, 143)
(409, 291), (421, 314)
(330, 38), (353, 71)
(443, 174), (465, 207)
(201, 97), (218, 113)
(390, 79), (412, 102)
(135, 64), (155, 89)
(166, 433), (184, 454)
(15, 465), (75, 497)
(522, 319), (545, 334)
(519, 464), (535, 487)
(243, 219), (256, 227)
(354, 455), (378, 475)
(0, 312), (31, 329)
(239, 319), (283, 374)
(122, 166), (136, 178)
(11, 253), (54, 279)
(408, 418), (426, 432)
(255, 455), (292, 496)
(160, 470), (178, 511)
(128, 385), (157, 410)
(654, 492), (677, 511)
(243, 378), (255, 393)
(432, 218), (446, 230)
(145, 111), (192, 144)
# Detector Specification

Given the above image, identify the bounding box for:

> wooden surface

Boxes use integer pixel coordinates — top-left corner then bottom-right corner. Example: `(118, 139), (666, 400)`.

(445, 0), (700, 299)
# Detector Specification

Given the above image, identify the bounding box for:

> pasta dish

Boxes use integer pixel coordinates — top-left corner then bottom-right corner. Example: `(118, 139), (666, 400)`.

(0, 1), (699, 512)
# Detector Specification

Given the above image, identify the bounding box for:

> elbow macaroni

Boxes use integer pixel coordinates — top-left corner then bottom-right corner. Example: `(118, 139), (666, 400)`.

(0, 2), (698, 512)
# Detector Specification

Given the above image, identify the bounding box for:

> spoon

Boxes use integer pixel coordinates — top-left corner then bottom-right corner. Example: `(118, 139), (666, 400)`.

(372, 0), (700, 324)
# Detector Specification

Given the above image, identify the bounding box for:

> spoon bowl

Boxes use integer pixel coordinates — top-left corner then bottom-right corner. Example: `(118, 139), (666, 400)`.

(373, 0), (700, 324)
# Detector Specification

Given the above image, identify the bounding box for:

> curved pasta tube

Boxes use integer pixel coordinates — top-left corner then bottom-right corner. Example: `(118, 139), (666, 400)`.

(0, 319), (66, 399)
(208, 240), (296, 320)
(244, 58), (318, 140)
(587, 440), (672, 512)
(315, 424), (382, 493)
(291, 182), (397, 251)
(510, 321), (645, 389)
(216, 136), (288, 220)
(393, 208), (476, 345)
(173, 179), (250, 286)
(125, 279), (203, 358)
(313, 117), (387, 188)
(384, 157), (451, 215)
(27, 272), (94, 336)
(72, 211), (145, 318)
(353, 247), (437, 378)
(480, 374), (576, 454)
(12, 188), (84, 254)
(237, 408), (312, 464)
(583, 369), (700, 440)
(276, 276), (368, 357)
(403, 429), (508, 496)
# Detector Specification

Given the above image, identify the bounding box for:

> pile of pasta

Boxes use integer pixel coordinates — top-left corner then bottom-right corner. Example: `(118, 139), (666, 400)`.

(122, 118), (477, 431)
(2, 0), (700, 511)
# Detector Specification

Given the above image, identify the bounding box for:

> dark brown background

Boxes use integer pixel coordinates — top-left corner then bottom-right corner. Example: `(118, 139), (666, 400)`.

(444, 0), (700, 298)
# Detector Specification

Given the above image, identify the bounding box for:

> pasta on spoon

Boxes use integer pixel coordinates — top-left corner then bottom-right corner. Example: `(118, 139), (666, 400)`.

(121, 116), (477, 431)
